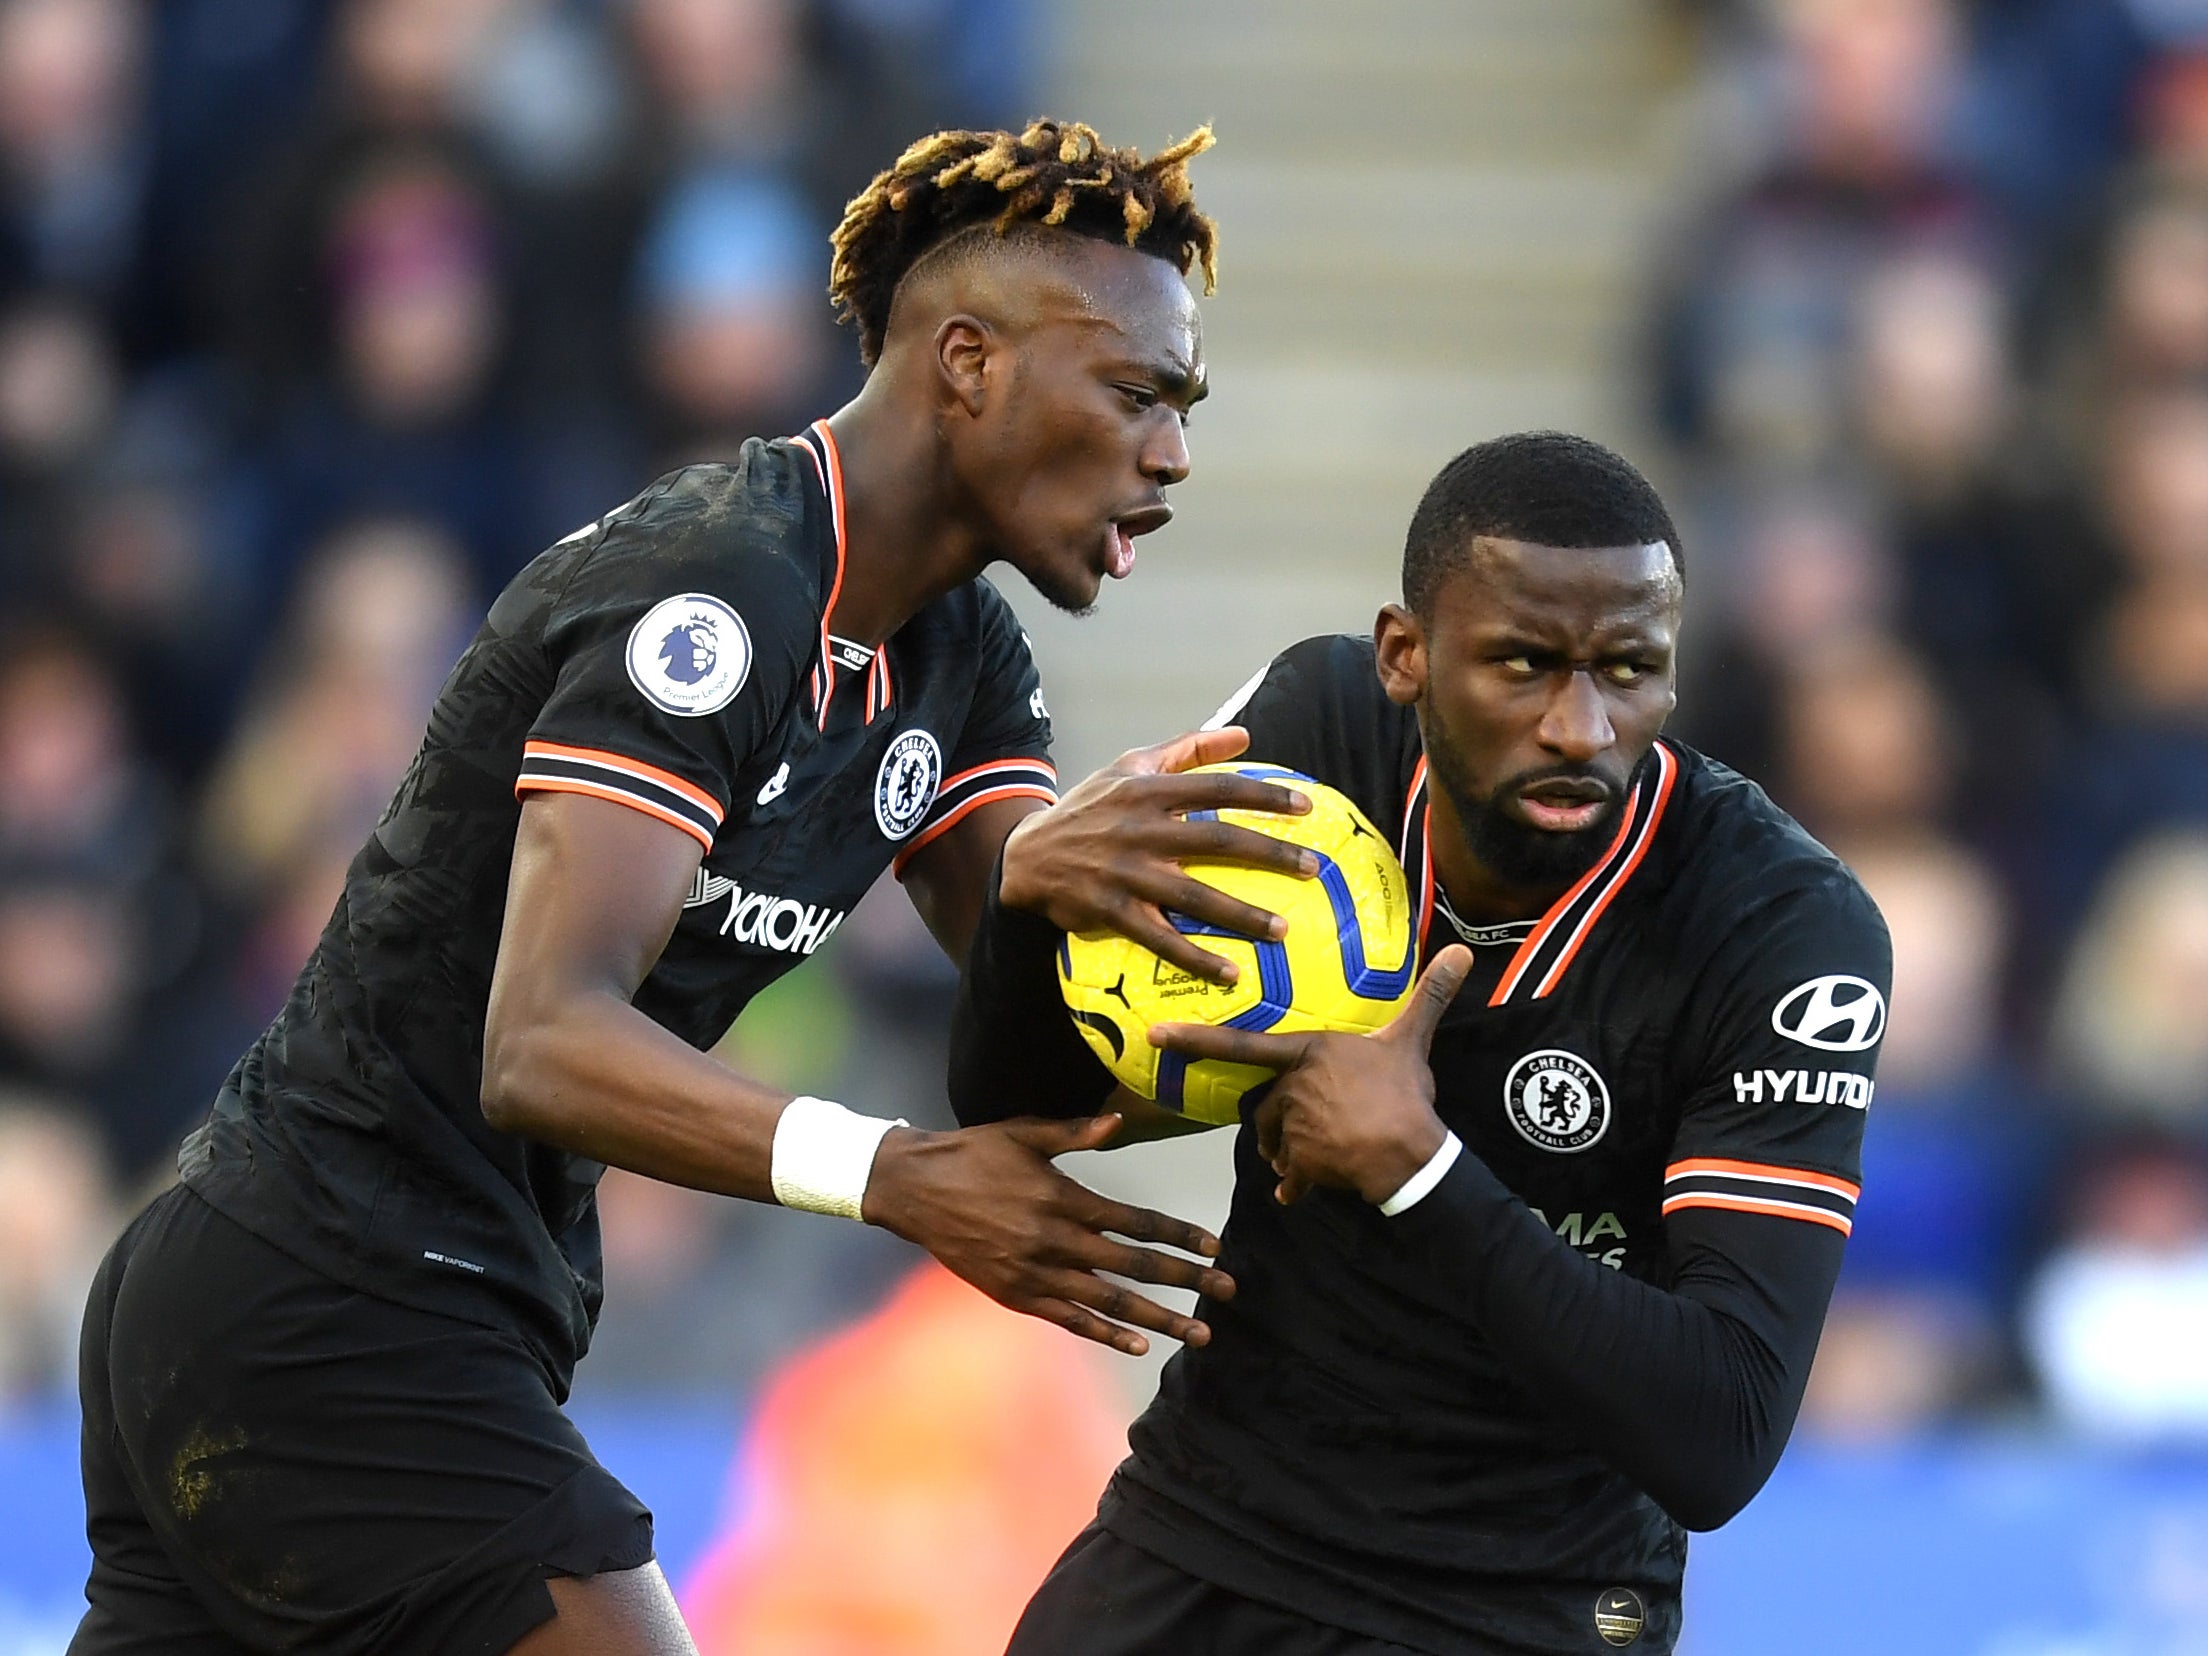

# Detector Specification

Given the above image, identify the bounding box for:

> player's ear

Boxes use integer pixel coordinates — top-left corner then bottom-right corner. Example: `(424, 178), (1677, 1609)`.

(1375, 604), (1426, 707)
(935, 315), (996, 416)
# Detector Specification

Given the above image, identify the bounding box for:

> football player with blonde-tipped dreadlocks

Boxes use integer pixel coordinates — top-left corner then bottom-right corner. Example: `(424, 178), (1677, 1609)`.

(830, 120), (1220, 369)
(70, 119), (1312, 1656)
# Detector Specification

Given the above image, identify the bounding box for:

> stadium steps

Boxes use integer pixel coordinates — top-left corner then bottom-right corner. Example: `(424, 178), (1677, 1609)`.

(1008, 0), (1690, 773)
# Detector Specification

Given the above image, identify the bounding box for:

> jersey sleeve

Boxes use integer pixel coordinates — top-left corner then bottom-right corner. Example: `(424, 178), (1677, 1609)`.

(1663, 868), (1893, 1240)
(892, 581), (1057, 876)
(514, 476), (815, 853)
(1199, 635), (1350, 779)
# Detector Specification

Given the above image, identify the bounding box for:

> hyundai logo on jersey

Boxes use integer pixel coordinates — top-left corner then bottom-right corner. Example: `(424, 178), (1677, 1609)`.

(1770, 975), (1886, 1052)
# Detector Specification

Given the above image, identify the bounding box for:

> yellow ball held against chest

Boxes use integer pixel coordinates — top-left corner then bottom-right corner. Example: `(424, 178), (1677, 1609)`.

(1055, 763), (1419, 1127)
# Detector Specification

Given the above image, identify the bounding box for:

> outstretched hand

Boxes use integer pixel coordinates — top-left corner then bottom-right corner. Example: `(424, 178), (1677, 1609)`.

(1149, 945), (1474, 1205)
(862, 1112), (1236, 1355)
(996, 726), (1317, 985)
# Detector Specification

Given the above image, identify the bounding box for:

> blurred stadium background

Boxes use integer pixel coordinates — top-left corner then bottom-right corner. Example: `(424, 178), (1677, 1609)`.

(3, 0), (2208, 1650)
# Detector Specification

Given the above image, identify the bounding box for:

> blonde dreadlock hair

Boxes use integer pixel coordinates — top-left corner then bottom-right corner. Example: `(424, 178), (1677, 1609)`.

(829, 118), (1218, 366)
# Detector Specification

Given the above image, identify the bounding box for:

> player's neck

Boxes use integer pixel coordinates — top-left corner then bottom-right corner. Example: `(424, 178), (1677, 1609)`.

(815, 393), (990, 647)
(1426, 788), (1575, 927)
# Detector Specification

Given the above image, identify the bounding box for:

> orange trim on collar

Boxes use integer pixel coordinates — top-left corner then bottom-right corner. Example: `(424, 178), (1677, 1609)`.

(1402, 758), (1434, 956)
(1481, 741), (1679, 1007)
(794, 420), (850, 729)
(1529, 742), (1678, 998)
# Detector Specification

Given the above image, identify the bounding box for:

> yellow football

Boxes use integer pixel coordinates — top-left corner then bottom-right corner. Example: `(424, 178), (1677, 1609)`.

(1056, 763), (1418, 1126)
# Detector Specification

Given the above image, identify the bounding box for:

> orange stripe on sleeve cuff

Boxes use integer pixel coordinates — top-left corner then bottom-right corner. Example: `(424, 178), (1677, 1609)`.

(1660, 1192), (1854, 1236)
(520, 740), (724, 821)
(892, 784), (1057, 874)
(1665, 1158), (1861, 1200)
(514, 775), (716, 853)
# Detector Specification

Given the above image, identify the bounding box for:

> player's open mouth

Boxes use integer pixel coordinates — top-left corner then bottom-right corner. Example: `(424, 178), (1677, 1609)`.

(1517, 783), (1610, 832)
(1106, 521), (1136, 579)
(1105, 505), (1173, 579)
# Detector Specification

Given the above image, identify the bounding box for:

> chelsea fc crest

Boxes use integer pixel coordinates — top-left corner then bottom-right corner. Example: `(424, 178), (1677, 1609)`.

(873, 729), (942, 840)
(1504, 1049), (1611, 1153)
(626, 593), (751, 716)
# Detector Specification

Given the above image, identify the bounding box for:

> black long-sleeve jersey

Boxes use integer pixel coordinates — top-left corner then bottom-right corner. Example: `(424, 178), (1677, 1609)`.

(951, 633), (1889, 1655)
(179, 424), (1056, 1388)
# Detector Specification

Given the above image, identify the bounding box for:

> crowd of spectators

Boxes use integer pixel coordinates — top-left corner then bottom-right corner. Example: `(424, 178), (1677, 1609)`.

(1656, 0), (2208, 1441)
(9, 0), (2206, 1458)
(0, 0), (1026, 1410)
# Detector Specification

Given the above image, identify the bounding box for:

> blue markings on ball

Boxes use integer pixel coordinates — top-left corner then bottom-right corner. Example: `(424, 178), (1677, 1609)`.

(1317, 855), (1413, 1000)
(1151, 765), (1410, 1114)
(1156, 928), (1293, 1111)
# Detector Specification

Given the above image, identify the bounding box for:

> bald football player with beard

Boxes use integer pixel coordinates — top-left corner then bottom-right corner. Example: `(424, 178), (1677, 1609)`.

(958, 433), (1892, 1656)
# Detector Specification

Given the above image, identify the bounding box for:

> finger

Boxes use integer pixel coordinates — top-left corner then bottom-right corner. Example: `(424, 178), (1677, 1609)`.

(1153, 875), (1290, 944)
(1072, 1235), (1236, 1301)
(1150, 1021), (1314, 1071)
(1030, 1295), (1154, 1356)
(1142, 725), (1252, 776)
(1129, 771), (1313, 822)
(1083, 1193), (1226, 1261)
(1390, 944), (1473, 1051)
(1115, 905), (1247, 985)
(1047, 1270), (1214, 1347)
(1151, 816), (1319, 878)
(1001, 1112), (1124, 1159)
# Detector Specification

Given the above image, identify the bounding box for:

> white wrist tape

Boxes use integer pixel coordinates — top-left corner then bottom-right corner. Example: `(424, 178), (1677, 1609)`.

(770, 1095), (904, 1221)
(1378, 1131), (1463, 1217)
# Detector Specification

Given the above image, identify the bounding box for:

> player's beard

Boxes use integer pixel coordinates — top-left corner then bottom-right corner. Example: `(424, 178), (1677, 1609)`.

(1013, 551), (1100, 618)
(1420, 702), (1636, 891)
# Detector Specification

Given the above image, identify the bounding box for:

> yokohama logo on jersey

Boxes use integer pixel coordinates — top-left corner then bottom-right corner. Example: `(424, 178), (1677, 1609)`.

(683, 870), (845, 955)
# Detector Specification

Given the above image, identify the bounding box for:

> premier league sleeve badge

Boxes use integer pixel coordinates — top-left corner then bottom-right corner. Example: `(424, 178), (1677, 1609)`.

(625, 593), (752, 716)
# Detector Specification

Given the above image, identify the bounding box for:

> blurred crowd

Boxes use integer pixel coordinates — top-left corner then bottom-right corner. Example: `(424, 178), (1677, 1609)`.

(9, 0), (2208, 1463)
(0, 0), (1025, 1411)
(1658, 0), (2208, 1442)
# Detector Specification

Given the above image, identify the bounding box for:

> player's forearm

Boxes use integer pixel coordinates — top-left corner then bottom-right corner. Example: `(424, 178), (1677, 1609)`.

(482, 987), (788, 1201)
(947, 855), (1117, 1125)
(1392, 1150), (1841, 1531)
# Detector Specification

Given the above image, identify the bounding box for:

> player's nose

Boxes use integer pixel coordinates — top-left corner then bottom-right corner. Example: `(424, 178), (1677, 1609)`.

(1140, 411), (1190, 488)
(1537, 670), (1614, 761)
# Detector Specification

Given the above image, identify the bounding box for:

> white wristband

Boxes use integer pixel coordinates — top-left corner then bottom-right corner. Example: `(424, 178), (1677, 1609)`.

(770, 1095), (904, 1221)
(1377, 1131), (1463, 1217)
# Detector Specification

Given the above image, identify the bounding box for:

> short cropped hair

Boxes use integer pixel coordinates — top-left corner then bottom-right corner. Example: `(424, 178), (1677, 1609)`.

(829, 119), (1218, 366)
(1401, 432), (1682, 616)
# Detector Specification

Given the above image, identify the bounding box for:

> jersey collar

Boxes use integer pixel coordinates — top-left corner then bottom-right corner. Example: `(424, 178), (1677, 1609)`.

(789, 420), (893, 728)
(1406, 739), (1680, 1007)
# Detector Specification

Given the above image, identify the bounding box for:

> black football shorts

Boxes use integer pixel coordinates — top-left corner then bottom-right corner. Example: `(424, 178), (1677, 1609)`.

(70, 1183), (654, 1656)
(1006, 1523), (1435, 1656)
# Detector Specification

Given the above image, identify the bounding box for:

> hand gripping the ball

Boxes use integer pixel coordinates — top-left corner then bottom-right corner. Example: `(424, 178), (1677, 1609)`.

(997, 726), (1319, 986)
(1148, 945), (1475, 1205)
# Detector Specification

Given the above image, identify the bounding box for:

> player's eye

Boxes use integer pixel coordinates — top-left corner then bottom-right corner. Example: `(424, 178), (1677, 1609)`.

(1604, 662), (1650, 685)
(1498, 655), (1538, 678)
(1119, 384), (1158, 411)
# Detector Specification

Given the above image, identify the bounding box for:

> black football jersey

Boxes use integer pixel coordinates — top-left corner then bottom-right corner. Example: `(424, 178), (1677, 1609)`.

(178, 424), (1056, 1383)
(1101, 634), (1888, 1654)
